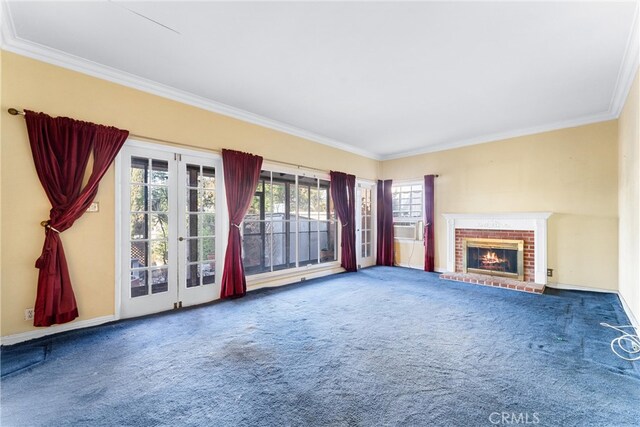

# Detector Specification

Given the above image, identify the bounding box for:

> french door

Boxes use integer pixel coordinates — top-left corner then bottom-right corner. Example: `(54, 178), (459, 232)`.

(118, 142), (223, 319)
(356, 182), (376, 268)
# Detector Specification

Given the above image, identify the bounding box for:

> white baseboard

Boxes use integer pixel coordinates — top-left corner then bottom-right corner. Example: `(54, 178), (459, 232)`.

(247, 267), (344, 291)
(394, 262), (423, 270)
(546, 282), (639, 336)
(544, 282), (616, 293)
(618, 292), (640, 334)
(0, 315), (116, 346)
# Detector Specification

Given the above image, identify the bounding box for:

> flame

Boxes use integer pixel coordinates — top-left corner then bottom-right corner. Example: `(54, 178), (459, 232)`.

(481, 250), (505, 264)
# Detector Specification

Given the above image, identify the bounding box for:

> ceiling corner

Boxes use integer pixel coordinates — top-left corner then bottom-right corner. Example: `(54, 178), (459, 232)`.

(609, 1), (640, 117)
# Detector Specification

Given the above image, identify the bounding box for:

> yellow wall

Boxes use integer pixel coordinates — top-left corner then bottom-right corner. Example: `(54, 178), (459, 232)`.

(618, 70), (640, 324)
(0, 48), (3, 331)
(0, 52), (380, 337)
(383, 121), (619, 291)
(0, 50), (626, 339)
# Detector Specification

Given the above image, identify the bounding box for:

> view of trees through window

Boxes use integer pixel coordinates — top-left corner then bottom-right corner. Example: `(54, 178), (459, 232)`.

(243, 171), (337, 275)
(185, 164), (216, 288)
(130, 157), (170, 297)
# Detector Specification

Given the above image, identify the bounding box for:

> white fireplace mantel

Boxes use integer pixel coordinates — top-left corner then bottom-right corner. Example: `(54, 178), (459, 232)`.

(442, 212), (552, 284)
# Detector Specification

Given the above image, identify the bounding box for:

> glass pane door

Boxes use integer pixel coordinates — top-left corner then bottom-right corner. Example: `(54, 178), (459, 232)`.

(121, 148), (178, 318)
(179, 153), (221, 307)
(120, 144), (221, 319)
(357, 183), (376, 267)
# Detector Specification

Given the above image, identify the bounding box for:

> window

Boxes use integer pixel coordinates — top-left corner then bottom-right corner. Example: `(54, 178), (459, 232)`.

(360, 186), (373, 258)
(392, 184), (423, 222)
(242, 171), (338, 275)
(130, 157), (170, 297)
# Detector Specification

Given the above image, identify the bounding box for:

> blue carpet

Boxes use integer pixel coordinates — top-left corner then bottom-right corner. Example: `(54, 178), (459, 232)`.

(1, 342), (50, 378)
(1, 267), (639, 426)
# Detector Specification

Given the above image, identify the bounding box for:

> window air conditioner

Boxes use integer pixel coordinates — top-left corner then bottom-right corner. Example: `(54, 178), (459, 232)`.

(394, 221), (424, 241)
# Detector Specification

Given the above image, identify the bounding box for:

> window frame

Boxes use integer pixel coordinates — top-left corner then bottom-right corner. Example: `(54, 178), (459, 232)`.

(241, 165), (340, 279)
(391, 181), (424, 224)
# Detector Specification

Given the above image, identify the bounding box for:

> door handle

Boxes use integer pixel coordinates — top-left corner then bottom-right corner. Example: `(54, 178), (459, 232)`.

(178, 237), (184, 242)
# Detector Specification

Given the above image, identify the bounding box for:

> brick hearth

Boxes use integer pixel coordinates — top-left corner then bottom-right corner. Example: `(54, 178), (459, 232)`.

(440, 272), (544, 294)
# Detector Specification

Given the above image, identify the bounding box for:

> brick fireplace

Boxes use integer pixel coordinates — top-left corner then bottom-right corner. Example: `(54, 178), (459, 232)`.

(457, 229), (533, 282)
(441, 213), (552, 293)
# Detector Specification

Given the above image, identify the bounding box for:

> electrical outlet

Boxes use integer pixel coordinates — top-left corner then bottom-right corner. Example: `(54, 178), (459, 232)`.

(547, 268), (553, 277)
(24, 308), (34, 321)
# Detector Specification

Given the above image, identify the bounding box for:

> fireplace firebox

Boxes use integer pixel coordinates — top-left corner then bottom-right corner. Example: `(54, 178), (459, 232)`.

(463, 238), (524, 281)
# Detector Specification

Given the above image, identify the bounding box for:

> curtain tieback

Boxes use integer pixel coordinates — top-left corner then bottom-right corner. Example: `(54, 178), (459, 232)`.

(40, 220), (61, 234)
(231, 223), (241, 229)
(342, 222), (348, 227)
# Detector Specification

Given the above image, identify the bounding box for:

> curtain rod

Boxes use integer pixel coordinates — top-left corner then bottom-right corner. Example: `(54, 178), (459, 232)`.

(8, 107), (331, 174)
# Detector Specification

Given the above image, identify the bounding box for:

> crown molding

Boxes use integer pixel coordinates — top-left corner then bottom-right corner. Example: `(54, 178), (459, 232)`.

(0, 1), (381, 161)
(609, 1), (640, 117)
(381, 110), (616, 161)
(1, 0), (635, 162)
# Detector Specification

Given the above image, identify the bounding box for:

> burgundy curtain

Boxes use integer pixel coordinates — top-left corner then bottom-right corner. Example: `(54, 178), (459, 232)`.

(424, 175), (435, 272)
(24, 110), (129, 327)
(329, 171), (357, 272)
(376, 179), (394, 266)
(220, 149), (263, 299)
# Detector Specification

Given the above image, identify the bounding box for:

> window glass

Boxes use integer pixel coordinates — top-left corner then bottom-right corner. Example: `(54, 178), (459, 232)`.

(242, 171), (337, 275)
(392, 184), (423, 222)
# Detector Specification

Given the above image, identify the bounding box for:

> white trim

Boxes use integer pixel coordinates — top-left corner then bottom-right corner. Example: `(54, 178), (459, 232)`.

(391, 178), (424, 186)
(356, 178), (376, 187)
(261, 160), (330, 181)
(391, 180), (425, 226)
(246, 261), (342, 284)
(383, 113), (615, 161)
(385, 4), (639, 163)
(442, 212), (552, 285)
(117, 139), (225, 319)
(395, 262), (423, 271)
(609, 1), (640, 117)
(618, 292), (640, 335)
(545, 282), (616, 294)
(247, 266), (344, 291)
(0, 315), (116, 346)
(355, 181), (377, 267)
(1, 1), (634, 162)
(125, 138), (222, 159)
(114, 153), (123, 321)
(0, 1), (379, 161)
(546, 283), (639, 336)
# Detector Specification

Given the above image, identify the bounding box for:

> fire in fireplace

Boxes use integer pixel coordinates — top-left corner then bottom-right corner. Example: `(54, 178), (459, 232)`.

(463, 238), (524, 281)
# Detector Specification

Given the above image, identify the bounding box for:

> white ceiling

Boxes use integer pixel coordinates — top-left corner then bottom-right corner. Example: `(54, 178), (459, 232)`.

(2, 1), (638, 160)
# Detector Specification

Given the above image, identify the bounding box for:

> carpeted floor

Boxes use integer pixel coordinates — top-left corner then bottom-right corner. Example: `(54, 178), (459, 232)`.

(1, 267), (639, 426)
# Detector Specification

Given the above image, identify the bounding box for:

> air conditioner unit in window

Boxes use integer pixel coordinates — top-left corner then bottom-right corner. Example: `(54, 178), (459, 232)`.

(394, 221), (424, 241)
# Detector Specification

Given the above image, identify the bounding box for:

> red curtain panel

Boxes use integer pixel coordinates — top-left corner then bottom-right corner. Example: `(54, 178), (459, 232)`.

(24, 110), (128, 327)
(376, 179), (394, 266)
(424, 175), (435, 272)
(329, 171), (357, 272)
(220, 149), (263, 299)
